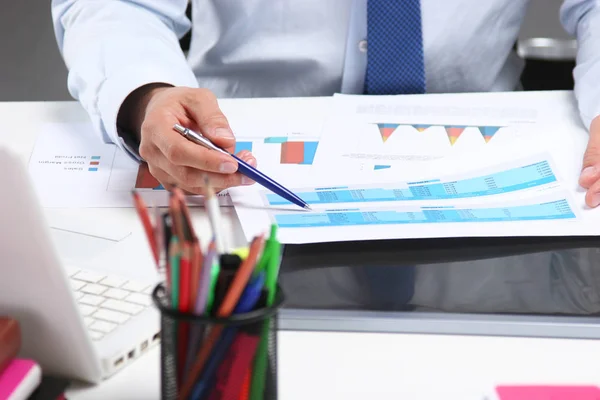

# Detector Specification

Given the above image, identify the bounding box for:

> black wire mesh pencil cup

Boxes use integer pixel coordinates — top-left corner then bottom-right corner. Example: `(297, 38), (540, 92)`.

(152, 283), (285, 400)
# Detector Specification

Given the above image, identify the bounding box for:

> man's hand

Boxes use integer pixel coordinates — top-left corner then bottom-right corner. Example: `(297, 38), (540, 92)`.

(579, 115), (600, 207)
(118, 85), (256, 194)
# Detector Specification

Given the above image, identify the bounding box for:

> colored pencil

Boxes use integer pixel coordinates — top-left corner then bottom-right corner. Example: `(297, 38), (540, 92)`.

(169, 193), (185, 244)
(169, 237), (181, 308)
(204, 175), (227, 254)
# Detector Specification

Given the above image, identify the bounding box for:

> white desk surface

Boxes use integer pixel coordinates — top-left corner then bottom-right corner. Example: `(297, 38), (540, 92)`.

(1, 96), (600, 399)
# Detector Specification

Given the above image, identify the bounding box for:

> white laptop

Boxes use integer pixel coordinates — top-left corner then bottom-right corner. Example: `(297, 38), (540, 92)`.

(0, 147), (160, 383)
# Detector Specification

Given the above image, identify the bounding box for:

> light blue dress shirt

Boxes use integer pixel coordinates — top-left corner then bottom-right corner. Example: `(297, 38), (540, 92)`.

(52, 0), (600, 158)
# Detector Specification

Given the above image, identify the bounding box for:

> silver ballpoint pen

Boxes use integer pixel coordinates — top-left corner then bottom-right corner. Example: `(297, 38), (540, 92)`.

(173, 124), (312, 210)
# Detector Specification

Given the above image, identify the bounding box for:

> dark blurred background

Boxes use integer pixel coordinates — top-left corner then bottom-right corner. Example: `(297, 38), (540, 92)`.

(0, 0), (575, 101)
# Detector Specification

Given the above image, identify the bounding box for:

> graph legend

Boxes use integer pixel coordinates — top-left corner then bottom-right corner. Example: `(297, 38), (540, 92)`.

(88, 156), (100, 171)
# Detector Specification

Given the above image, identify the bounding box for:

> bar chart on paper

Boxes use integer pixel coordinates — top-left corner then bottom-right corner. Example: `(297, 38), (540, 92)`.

(235, 137), (319, 165)
(28, 122), (234, 207)
(264, 158), (559, 206)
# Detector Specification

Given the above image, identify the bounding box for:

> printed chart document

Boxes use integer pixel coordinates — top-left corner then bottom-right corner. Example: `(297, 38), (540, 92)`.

(28, 122), (230, 207)
(312, 92), (548, 179)
(231, 151), (600, 243)
(27, 97), (331, 208)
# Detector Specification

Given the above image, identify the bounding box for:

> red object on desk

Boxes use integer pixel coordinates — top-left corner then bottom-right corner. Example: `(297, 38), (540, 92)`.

(0, 318), (21, 375)
(496, 385), (600, 400)
(209, 332), (260, 400)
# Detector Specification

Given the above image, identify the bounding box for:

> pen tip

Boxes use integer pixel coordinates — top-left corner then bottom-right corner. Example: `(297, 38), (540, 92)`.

(303, 205), (312, 211)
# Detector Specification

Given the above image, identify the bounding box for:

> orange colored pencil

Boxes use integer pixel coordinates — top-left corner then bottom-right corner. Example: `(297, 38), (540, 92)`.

(132, 191), (158, 265)
(169, 194), (185, 241)
(178, 235), (265, 399)
(189, 239), (203, 309)
(173, 187), (196, 239)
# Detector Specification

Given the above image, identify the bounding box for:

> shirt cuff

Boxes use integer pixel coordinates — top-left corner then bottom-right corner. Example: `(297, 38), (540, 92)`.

(97, 63), (198, 160)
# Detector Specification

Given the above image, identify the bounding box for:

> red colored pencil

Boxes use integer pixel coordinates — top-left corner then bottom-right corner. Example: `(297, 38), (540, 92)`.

(132, 191), (158, 265)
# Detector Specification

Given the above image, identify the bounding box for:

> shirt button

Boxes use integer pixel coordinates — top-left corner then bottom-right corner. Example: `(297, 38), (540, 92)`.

(358, 40), (368, 53)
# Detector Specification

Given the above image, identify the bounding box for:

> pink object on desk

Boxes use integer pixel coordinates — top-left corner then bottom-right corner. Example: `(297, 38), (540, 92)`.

(496, 385), (600, 400)
(0, 359), (41, 400)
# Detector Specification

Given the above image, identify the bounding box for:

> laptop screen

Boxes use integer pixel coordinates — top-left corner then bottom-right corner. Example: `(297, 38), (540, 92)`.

(277, 237), (600, 337)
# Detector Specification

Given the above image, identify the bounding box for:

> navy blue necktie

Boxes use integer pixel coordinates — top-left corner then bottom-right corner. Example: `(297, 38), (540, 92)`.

(365, 0), (426, 94)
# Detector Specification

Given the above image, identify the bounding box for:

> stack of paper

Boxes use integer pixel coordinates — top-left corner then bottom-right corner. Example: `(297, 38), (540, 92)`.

(28, 91), (600, 243)
(229, 92), (600, 243)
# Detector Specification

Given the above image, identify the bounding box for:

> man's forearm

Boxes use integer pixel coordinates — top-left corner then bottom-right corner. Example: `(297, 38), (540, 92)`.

(52, 0), (198, 158)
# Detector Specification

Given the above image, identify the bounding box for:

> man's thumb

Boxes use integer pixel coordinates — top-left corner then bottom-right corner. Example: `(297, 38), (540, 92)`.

(580, 119), (600, 189)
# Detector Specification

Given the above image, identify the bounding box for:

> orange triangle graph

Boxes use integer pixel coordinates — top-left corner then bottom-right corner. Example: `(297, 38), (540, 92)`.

(376, 123), (400, 142)
(445, 126), (466, 145)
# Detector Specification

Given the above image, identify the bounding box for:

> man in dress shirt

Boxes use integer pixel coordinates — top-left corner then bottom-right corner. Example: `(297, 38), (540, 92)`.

(51, 0), (600, 207)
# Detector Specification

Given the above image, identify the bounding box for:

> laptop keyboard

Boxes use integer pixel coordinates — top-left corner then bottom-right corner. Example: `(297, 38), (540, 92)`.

(67, 268), (157, 341)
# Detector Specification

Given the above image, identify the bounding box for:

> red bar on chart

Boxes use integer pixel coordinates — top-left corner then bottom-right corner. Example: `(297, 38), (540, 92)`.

(135, 163), (162, 189)
(281, 142), (305, 164)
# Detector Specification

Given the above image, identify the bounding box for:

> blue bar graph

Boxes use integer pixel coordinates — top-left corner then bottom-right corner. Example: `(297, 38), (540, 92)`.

(274, 199), (575, 228)
(302, 142), (319, 165)
(234, 141), (253, 154)
(266, 160), (556, 205)
(374, 165), (391, 170)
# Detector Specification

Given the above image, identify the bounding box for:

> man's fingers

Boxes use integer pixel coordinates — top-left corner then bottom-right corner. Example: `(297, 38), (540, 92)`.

(148, 164), (228, 195)
(580, 117), (600, 189)
(236, 150), (257, 167)
(144, 114), (239, 174)
(579, 165), (600, 189)
(147, 165), (176, 191)
(153, 151), (256, 189)
(585, 178), (600, 208)
(180, 88), (236, 153)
